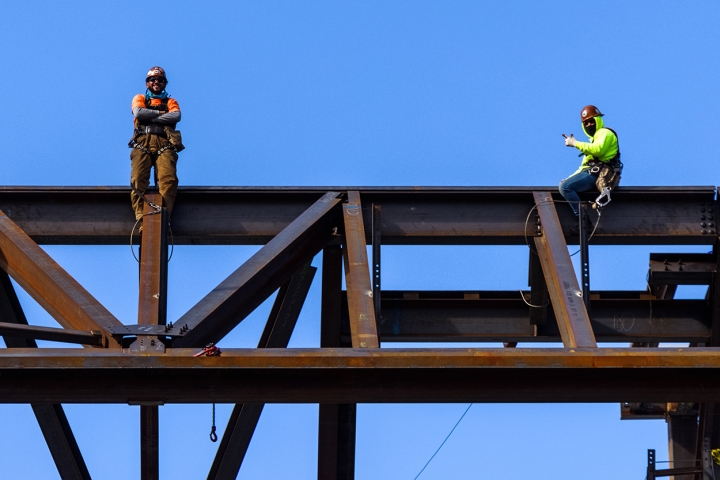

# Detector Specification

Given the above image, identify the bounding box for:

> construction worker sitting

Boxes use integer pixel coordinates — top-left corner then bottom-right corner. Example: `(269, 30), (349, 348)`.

(128, 66), (183, 224)
(559, 105), (621, 215)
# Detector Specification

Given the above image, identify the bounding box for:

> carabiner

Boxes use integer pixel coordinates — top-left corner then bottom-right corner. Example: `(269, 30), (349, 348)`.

(595, 187), (612, 208)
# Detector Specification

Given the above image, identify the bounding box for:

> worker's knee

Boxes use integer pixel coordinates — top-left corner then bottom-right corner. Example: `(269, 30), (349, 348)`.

(558, 179), (572, 197)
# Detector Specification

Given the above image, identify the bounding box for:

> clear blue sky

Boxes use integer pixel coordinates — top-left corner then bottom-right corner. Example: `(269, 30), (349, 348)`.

(0, 1), (717, 478)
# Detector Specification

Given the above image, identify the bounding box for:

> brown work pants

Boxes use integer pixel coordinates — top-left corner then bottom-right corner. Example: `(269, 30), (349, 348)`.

(130, 134), (178, 220)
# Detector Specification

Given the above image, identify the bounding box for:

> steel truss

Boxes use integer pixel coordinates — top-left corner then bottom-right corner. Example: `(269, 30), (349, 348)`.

(0, 186), (719, 479)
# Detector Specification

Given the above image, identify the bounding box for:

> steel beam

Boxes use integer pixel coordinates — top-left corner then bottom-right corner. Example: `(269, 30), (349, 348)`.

(318, 403), (356, 480)
(319, 246), (356, 480)
(667, 410), (700, 480)
(321, 246), (343, 348)
(533, 192), (596, 348)
(0, 186), (713, 246)
(5, 348), (720, 403)
(208, 265), (316, 480)
(0, 210), (122, 347)
(352, 291), (709, 343)
(0, 322), (103, 346)
(140, 404), (159, 480)
(342, 192), (379, 349)
(697, 239), (720, 479)
(173, 192), (341, 348)
(134, 195), (168, 480)
(0, 271), (91, 480)
(528, 250), (548, 326)
(137, 194), (168, 327)
(372, 204), (381, 324)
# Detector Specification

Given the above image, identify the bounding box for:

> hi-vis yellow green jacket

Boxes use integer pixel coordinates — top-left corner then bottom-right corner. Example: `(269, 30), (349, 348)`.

(573, 115), (619, 174)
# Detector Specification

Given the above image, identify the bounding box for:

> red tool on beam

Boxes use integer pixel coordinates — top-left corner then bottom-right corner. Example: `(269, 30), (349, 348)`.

(194, 343), (221, 357)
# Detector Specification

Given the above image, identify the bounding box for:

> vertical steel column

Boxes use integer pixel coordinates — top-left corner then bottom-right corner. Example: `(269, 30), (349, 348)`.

(697, 238), (720, 479)
(667, 410), (699, 480)
(319, 246), (356, 480)
(578, 202), (591, 315)
(135, 192), (168, 480)
(141, 406), (159, 480)
(137, 192), (168, 327)
(648, 449), (656, 480)
(528, 250), (548, 325)
(372, 204), (381, 324)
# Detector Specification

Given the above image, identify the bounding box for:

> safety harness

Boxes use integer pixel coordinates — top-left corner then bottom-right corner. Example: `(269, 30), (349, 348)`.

(586, 128), (623, 208)
(585, 128), (622, 174)
(129, 97), (177, 154)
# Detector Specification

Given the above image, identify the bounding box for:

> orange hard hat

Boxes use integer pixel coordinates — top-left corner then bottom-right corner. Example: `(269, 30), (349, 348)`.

(580, 105), (603, 122)
(146, 66), (167, 81)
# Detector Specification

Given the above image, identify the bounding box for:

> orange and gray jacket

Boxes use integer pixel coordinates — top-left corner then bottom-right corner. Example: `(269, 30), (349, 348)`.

(131, 95), (181, 134)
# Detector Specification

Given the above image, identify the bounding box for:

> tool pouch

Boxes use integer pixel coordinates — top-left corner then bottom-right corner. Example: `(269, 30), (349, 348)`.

(595, 164), (621, 192)
(164, 126), (185, 152)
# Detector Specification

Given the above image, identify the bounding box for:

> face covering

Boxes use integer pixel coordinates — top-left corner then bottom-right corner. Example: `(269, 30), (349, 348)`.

(584, 119), (597, 136)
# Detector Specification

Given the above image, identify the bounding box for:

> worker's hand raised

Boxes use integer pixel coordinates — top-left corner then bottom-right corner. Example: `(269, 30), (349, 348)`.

(563, 134), (576, 147)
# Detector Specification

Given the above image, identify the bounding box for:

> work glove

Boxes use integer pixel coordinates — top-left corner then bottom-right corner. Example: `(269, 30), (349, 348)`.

(564, 134), (577, 147)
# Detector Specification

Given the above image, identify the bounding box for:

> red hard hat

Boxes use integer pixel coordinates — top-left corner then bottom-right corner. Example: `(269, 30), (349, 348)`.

(146, 66), (167, 81)
(580, 105), (603, 122)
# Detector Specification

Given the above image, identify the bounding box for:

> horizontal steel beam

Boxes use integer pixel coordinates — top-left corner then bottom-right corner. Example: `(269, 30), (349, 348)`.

(3, 348), (720, 403)
(343, 291), (710, 343)
(0, 186), (714, 245)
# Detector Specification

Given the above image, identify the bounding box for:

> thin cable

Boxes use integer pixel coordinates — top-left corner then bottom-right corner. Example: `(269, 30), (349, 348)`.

(518, 289), (550, 308)
(413, 404), (473, 480)
(523, 200), (558, 255)
(129, 212), (174, 263)
(167, 223), (174, 262)
(569, 208), (602, 257)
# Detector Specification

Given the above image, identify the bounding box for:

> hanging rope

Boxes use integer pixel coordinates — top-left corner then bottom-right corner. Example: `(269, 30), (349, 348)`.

(209, 403), (218, 442)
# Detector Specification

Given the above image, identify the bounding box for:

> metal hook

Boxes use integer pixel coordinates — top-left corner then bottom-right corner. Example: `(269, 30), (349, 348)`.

(595, 187), (612, 208)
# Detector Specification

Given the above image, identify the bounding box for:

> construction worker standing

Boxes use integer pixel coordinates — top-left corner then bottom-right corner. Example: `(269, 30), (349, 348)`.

(129, 66), (183, 224)
(559, 105), (621, 215)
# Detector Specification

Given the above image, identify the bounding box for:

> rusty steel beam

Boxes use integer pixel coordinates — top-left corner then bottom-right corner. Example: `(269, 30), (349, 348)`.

(0, 210), (122, 347)
(132, 194), (169, 480)
(173, 192), (341, 348)
(0, 186), (713, 246)
(347, 291), (710, 343)
(533, 192), (596, 348)
(342, 192), (379, 349)
(5, 348), (720, 403)
(0, 322), (103, 346)
(137, 194), (168, 327)
(208, 265), (316, 480)
(0, 271), (92, 480)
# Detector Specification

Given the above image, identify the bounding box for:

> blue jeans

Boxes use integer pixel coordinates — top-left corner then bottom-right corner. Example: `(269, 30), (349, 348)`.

(559, 170), (596, 215)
